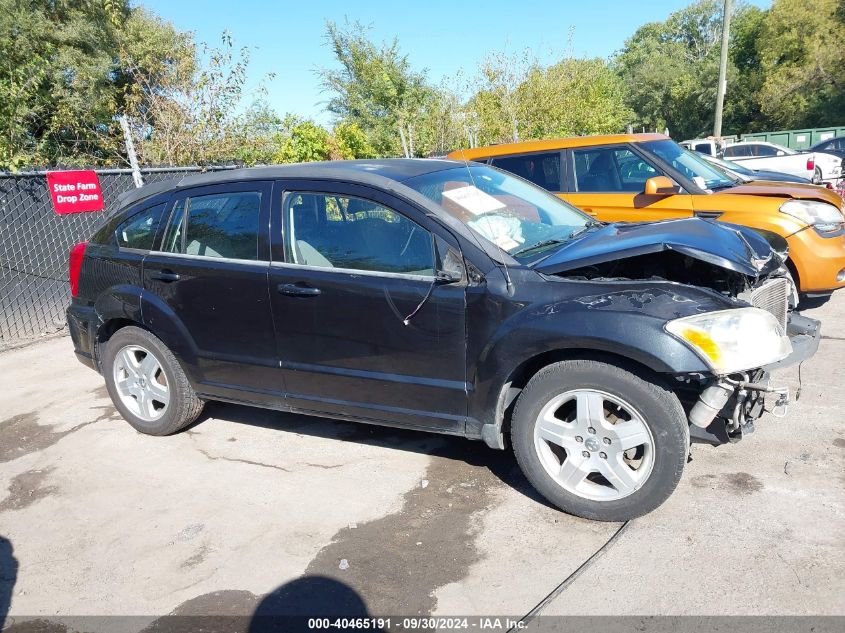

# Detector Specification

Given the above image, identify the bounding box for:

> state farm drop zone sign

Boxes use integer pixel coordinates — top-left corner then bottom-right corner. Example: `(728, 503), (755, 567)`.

(46, 170), (105, 214)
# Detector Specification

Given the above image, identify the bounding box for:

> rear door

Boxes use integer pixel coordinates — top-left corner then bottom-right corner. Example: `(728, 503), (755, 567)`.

(561, 145), (694, 222)
(142, 181), (282, 401)
(267, 180), (468, 433)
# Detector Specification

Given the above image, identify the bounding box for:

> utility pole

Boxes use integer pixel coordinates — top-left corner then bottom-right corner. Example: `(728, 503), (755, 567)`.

(119, 114), (143, 188)
(713, 0), (733, 138)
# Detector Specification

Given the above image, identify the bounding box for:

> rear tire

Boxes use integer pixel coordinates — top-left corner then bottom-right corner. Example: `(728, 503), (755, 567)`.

(511, 360), (689, 521)
(103, 326), (204, 435)
(813, 167), (822, 184)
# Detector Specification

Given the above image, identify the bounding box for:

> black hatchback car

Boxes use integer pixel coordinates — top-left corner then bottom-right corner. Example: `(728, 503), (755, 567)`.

(67, 160), (820, 520)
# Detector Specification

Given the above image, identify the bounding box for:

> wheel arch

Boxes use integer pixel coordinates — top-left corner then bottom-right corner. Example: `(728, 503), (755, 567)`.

(784, 256), (802, 291)
(482, 348), (677, 451)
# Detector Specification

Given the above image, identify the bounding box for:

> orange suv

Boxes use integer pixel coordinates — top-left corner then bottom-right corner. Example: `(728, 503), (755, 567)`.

(449, 134), (845, 297)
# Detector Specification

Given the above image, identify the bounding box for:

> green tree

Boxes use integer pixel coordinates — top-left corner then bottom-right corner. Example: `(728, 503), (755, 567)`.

(472, 48), (536, 144)
(0, 0), (131, 168)
(723, 6), (768, 133)
(275, 116), (332, 163)
(615, 0), (728, 140)
(332, 121), (376, 159)
(119, 28), (271, 166)
(757, 0), (845, 128)
(318, 20), (432, 157)
(519, 58), (632, 139)
(231, 101), (284, 165)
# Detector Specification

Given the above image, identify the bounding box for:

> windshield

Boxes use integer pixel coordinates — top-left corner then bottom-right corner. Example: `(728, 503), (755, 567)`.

(404, 164), (591, 259)
(641, 139), (736, 190)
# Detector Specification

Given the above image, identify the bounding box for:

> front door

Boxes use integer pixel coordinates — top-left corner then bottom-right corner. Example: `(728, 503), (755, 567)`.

(561, 145), (694, 222)
(142, 181), (282, 402)
(267, 181), (468, 433)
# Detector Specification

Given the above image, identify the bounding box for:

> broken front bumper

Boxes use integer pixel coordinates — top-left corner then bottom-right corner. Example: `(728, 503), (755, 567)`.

(762, 313), (821, 371)
(689, 312), (821, 445)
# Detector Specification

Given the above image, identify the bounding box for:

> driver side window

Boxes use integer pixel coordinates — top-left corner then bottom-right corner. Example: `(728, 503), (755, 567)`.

(284, 192), (435, 276)
(573, 147), (657, 192)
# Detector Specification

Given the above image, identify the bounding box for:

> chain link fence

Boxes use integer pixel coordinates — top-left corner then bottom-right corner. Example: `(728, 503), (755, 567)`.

(0, 166), (235, 349)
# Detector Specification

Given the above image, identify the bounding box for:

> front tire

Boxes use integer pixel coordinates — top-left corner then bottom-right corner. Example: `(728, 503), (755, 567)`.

(103, 326), (204, 436)
(511, 360), (689, 521)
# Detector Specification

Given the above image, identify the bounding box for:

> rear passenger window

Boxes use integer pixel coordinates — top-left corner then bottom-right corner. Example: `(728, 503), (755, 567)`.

(285, 193), (434, 276)
(490, 152), (561, 191)
(163, 191), (261, 260)
(116, 203), (166, 250)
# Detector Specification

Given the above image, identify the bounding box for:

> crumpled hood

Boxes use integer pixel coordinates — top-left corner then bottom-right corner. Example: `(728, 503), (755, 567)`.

(534, 217), (774, 278)
(718, 182), (844, 207)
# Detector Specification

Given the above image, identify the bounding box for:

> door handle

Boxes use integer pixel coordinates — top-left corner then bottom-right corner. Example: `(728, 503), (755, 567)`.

(582, 208), (598, 216)
(277, 283), (321, 297)
(149, 270), (180, 282)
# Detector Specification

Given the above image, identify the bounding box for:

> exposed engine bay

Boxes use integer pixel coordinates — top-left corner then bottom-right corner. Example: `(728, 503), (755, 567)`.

(555, 250), (773, 298)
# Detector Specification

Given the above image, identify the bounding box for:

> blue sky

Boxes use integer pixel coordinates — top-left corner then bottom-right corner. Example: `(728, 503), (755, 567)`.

(141, 0), (771, 124)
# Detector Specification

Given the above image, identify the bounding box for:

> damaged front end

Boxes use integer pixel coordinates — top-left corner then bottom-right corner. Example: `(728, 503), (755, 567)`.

(680, 313), (819, 444)
(535, 217), (821, 444)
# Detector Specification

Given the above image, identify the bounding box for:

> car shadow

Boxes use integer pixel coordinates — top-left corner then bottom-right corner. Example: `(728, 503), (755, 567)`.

(187, 401), (555, 510)
(799, 294), (831, 309)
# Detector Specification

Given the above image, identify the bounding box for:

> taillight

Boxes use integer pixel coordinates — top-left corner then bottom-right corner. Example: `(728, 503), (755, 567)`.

(69, 242), (88, 297)
(807, 157), (815, 171)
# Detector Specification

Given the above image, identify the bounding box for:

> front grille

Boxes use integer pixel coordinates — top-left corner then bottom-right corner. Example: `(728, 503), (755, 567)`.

(748, 277), (790, 330)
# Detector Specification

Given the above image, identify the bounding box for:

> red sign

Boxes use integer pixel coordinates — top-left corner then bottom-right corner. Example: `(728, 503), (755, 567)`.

(46, 170), (105, 214)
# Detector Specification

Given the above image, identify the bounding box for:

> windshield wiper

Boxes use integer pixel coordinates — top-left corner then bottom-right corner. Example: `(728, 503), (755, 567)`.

(512, 222), (601, 258)
(708, 178), (743, 190)
(512, 238), (570, 257)
(568, 221), (601, 239)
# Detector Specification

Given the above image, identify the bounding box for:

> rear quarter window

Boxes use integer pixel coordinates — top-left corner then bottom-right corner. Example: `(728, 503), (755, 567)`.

(490, 152), (561, 191)
(115, 203), (167, 250)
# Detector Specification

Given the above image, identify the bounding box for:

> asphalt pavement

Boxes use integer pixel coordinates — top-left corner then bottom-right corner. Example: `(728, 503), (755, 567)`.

(0, 293), (843, 630)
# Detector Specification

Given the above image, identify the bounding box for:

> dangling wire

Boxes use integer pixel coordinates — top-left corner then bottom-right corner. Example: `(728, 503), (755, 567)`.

(402, 279), (437, 326)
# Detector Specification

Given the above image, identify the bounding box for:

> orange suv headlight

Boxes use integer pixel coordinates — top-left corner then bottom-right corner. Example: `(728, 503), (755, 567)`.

(779, 200), (844, 234)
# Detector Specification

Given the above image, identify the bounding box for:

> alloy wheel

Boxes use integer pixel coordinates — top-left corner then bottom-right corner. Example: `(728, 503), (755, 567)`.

(112, 344), (170, 422)
(533, 389), (655, 501)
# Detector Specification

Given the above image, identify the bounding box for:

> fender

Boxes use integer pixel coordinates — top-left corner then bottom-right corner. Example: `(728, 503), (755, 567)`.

(91, 285), (144, 367)
(93, 285), (143, 327)
(467, 284), (726, 446)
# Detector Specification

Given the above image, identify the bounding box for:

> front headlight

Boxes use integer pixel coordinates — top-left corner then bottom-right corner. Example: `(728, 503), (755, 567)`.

(666, 308), (792, 375)
(779, 199), (844, 233)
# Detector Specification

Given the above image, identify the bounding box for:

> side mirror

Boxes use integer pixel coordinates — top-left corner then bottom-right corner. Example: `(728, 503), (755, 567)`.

(777, 150), (785, 156)
(434, 269), (462, 285)
(644, 176), (678, 196)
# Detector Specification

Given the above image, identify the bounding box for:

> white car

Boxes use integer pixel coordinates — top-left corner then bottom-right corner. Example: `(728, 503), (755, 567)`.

(722, 141), (842, 184)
